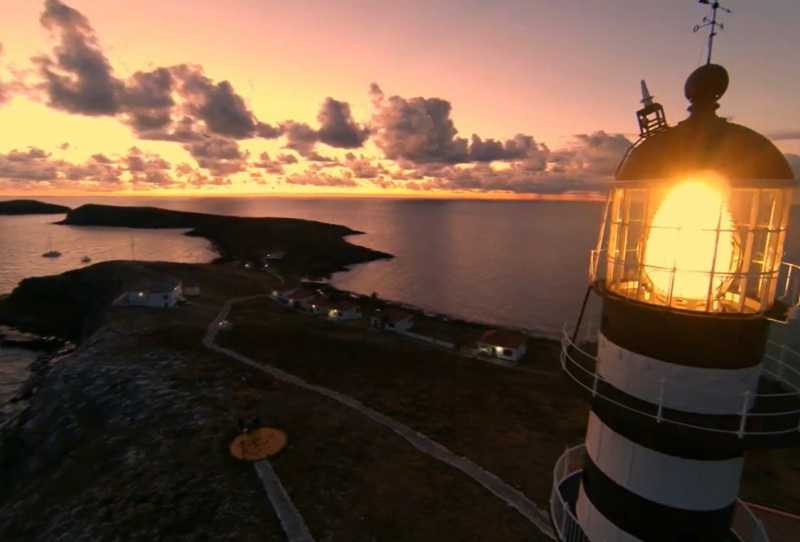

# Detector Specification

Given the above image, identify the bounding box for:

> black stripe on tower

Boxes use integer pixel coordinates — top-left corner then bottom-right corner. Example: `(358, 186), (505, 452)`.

(591, 399), (745, 460)
(581, 455), (738, 542)
(600, 294), (769, 369)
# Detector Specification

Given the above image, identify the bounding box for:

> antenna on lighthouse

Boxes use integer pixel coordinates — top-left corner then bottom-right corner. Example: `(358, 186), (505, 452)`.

(694, 0), (732, 65)
(641, 80), (655, 107)
(636, 80), (668, 138)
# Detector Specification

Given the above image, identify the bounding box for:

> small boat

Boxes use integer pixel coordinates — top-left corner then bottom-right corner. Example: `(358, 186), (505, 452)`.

(81, 256), (92, 264)
(42, 236), (61, 258)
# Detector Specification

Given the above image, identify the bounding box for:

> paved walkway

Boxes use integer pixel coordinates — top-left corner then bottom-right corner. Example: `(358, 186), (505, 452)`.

(254, 460), (316, 542)
(203, 295), (556, 540)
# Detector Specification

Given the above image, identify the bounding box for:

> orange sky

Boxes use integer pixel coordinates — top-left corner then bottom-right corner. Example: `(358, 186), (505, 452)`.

(0, 0), (797, 197)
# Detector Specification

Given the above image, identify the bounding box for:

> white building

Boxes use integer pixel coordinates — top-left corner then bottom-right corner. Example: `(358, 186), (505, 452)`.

(264, 250), (287, 261)
(124, 279), (183, 308)
(371, 308), (414, 332)
(476, 329), (528, 363)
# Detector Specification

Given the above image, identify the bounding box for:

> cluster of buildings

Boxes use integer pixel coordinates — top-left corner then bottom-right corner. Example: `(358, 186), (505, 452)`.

(271, 285), (530, 365)
(115, 279), (200, 309)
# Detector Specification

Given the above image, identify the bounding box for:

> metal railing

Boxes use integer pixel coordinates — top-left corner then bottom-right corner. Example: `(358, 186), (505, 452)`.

(551, 445), (770, 542)
(732, 500), (771, 542)
(550, 445), (589, 542)
(561, 328), (800, 438)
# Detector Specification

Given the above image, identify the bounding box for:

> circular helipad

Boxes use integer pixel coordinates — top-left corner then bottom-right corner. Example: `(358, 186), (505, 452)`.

(229, 427), (287, 461)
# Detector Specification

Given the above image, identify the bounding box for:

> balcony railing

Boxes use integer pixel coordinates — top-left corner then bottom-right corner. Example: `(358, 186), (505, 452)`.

(550, 445), (589, 542)
(560, 328), (800, 439)
(551, 445), (770, 542)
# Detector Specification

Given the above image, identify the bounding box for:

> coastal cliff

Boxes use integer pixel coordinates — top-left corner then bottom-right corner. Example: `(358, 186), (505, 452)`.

(0, 200), (70, 215)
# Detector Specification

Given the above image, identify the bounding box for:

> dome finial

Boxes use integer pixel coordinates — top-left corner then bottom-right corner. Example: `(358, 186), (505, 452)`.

(685, 64), (729, 116)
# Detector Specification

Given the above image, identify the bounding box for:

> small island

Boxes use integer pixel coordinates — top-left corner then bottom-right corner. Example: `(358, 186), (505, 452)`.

(0, 200), (70, 215)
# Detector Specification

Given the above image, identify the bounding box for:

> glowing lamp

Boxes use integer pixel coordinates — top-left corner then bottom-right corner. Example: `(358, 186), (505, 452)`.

(592, 64), (796, 314)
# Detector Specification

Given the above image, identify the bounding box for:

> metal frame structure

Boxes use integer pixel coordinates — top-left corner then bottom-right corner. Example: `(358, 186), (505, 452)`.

(591, 185), (796, 315)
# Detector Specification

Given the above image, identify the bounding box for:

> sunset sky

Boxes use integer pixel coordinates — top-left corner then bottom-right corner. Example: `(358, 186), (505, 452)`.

(0, 0), (797, 197)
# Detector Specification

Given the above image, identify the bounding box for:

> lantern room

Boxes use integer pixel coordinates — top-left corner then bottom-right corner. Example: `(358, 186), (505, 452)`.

(592, 64), (796, 315)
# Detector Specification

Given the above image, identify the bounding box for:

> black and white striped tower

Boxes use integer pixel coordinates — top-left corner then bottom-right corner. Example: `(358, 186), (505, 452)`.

(550, 48), (800, 542)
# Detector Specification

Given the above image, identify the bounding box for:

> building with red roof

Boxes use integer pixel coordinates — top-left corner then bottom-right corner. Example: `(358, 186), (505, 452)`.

(477, 329), (528, 363)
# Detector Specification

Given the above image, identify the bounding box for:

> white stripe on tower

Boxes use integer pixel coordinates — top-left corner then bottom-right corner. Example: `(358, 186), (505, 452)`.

(585, 412), (743, 510)
(596, 333), (761, 414)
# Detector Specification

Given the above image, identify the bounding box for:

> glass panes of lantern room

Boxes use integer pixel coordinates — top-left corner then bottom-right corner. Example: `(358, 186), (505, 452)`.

(596, 182), (792, 314)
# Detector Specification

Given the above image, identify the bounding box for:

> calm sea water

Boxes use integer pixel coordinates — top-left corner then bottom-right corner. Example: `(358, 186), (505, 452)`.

(0, 213), (217, 295)
(1, 196), (799, 415)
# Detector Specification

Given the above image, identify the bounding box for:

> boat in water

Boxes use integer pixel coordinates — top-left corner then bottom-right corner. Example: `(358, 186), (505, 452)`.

(41, 236), (62, 258)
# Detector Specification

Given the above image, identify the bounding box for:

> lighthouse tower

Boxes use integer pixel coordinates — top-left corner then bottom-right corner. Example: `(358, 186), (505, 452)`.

(549, 14), (800, 542)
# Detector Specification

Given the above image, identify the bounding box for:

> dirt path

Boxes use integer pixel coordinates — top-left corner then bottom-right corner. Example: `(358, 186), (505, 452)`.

(203, 295), (556, 540)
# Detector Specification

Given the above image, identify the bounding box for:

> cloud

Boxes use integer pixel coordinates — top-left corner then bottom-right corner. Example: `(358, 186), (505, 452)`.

(33, 1), (282, 145)
(550, 131), (631, 177)
(183, 136), (248, 176)
(369, 83), (549, 166)
(252, 152), (285, 175)
(281, 121), (318, 156)
(785, 154), (800, 179)
(0, 145), (201, 191)
(0, 147), (61, 181)
(376, 131), (631, 195)
(284, 170), (358, 187)
(317, 97), (369, 148)
(277, 153), (298, 165)
(467, 134), (548, 162)
(368, 83), (468, 163)
(342, 153), (385, 179)
(0, 43), (10, 105)
(35, 0), (122, 115)
(170, 64), (259, 139)
(769, 130), (800, 141)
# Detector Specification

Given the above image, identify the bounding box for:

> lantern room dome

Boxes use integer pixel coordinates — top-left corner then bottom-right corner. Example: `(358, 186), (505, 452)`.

(617, 65), (795, 184)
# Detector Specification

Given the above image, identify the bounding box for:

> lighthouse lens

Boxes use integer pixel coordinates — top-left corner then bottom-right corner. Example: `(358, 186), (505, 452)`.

(644, 179), (737, 304)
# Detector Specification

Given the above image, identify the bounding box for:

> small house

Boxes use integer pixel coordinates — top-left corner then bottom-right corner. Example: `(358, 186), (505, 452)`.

(477, 329), (528, 363)
(125, 279), (183, 308)
(328, 301), (362, 321)
(264, 250), (287, 261)
(280, 287), (318, 309)
(371, 308), (414, 332)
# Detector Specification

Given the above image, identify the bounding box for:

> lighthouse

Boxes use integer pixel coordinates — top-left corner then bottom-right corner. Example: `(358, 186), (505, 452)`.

(549, 7), (800, 542)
